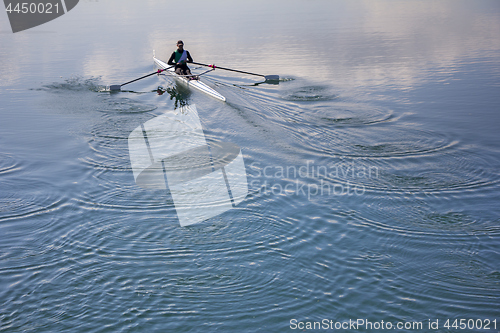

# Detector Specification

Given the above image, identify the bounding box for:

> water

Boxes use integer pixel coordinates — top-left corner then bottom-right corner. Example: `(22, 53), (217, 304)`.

(1, 1), (500, 332)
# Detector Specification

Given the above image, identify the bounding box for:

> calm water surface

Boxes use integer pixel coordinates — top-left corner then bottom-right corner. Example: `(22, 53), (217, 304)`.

(1, 1), (499, 332)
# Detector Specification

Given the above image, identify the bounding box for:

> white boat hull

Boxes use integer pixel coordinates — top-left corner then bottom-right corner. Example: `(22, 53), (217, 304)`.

(154, 57), (226, 102)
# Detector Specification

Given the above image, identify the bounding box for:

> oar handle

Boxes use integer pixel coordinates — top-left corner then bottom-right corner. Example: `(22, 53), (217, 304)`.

(192, 62), (266, 78)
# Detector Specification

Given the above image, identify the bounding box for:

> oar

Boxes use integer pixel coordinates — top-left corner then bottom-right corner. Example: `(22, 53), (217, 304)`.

(109, 65), (175, 91)
(192, 62), (279, 81)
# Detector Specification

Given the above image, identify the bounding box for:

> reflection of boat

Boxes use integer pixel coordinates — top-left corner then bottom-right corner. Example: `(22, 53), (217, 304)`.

(154, 56), (226, 102)
(156, 86), (188, 109)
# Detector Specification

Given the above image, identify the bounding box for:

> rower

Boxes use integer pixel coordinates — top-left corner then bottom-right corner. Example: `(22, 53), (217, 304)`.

(167, 40), (198, 80)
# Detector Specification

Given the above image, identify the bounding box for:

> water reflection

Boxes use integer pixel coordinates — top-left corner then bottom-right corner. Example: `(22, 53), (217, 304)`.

(1, 1), (500, 332)
(2, 1), (498, 93)
(155, 85), (189, 108)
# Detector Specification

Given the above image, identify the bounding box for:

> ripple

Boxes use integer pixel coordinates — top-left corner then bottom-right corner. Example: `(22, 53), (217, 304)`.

(359, 200), (482, 234)
(81, 140), (130, 173)
(376, 148), (500, 194)
(0, 197), (26, 214)
(282, 85), (339, 102)
(81, 111), (153, 173)
(305, 126), (458, 159)
(0, 180), (64, 222)
(0, 178), (68, 267)
(20, 211), (283, 311)
(317, 104), (396, 127)
(97, 97), (157, 114)
(0, 153), (20, 176)
(345, 211), (498, 314)
(285, 138), (500, 196)
(129, 257), (278, 300)
(276, 100), (397, 132)
(360, 211), (500, 315)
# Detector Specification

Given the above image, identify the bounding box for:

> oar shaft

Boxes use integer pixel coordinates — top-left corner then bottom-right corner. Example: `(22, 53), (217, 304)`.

(110, 64), (176, 91)
(119, 64), (175, 87)
(120, 71), (160, 87)
(192, 62), (265, 78)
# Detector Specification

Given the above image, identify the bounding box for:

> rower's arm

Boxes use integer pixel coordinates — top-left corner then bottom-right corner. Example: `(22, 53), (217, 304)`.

(167, 52), (176, 65)
(186, 51), (193, 63)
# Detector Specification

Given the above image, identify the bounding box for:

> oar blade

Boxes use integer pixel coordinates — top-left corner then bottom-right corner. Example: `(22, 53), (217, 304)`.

(265, 75), (280, 81)
(110, 85), (121, 91)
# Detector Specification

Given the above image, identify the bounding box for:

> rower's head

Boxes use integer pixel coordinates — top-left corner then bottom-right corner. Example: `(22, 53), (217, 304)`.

(177, 40), (184, 51)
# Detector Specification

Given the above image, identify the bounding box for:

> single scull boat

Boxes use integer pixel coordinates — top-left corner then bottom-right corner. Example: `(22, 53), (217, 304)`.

(153, 56), (226, 102)
(109, 54), (278, 98)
